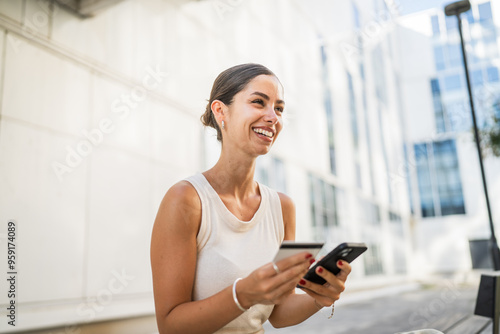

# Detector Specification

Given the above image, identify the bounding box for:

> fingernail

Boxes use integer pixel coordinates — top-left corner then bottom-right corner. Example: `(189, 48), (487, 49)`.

(305, 253), (313, 259)
(337, 260), (342, 267)
(299, 279), (306, 285)
(310, 259), (316, 264)
(317, 267), (324, 274)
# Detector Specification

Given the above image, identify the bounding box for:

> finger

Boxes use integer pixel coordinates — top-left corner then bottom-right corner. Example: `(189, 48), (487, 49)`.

(266, 254), (313, 279)
(255, 256), (312, 287)
(297, 282), (340, 307)
(315, 266), (341, 287)
(275, 251), (314, 272)
(298, 265), (346, 295)
(336, 260), (352, 281)
(260, 265), (311, 305)
(313, 260), (351, 283)
(266, 262), (281, 277)
(274, 258), (313, 286)
(270, 277), (303, 304)
(298, 274), (343, 298)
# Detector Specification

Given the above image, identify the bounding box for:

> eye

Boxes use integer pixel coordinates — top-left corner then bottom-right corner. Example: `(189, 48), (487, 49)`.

(275, 107), (284, 114)
(252, 99), (265, 106)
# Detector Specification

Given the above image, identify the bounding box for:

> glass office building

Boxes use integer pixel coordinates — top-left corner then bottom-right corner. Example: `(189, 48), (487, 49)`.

(397, 0), (500, 275)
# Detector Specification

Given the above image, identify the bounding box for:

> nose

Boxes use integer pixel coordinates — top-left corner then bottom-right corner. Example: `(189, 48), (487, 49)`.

(263, 106), (278, 124)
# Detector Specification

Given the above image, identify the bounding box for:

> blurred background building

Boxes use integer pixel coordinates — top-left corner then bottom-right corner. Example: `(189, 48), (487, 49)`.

(397, 0), (500, 275)
(0, 0), (498, 332)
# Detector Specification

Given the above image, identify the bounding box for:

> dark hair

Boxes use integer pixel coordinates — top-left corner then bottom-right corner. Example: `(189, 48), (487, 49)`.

(201, 63), (277, 142)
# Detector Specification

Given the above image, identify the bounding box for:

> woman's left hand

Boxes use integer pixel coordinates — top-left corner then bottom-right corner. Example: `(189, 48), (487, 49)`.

(297, 260), (352, 307)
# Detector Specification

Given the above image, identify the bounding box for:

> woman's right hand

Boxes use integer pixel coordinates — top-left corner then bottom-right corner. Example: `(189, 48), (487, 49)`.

(235, 252), (315, 309)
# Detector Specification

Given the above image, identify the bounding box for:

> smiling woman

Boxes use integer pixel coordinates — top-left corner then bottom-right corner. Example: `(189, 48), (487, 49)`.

(150, 64), (352, 334)
(201, 64), (282, 143)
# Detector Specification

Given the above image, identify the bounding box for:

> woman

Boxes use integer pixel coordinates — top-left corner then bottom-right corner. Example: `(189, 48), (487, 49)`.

(150, 63), (351, 334)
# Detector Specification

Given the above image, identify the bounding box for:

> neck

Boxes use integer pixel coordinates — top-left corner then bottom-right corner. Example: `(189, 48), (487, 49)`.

(203, 145), (258, 199)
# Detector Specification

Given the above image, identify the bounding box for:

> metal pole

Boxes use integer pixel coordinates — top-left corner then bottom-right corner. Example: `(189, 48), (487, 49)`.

(495, 274), (499, 334)
(454, 13), (500, 271)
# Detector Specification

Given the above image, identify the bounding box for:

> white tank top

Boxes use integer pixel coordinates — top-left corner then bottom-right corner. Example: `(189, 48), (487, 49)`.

(185, 173), (285, 333)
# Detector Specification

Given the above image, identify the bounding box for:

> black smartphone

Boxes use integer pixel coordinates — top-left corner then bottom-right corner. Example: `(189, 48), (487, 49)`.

(302, 242), (367, 285)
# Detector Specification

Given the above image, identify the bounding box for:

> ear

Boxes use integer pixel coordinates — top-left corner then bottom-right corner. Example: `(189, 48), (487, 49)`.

(211, 100), (227, 126)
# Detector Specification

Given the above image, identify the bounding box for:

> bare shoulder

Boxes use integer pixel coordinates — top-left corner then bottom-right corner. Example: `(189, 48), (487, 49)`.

(277, 192), (295, 212)
(154, 180), (201, 236)
(164, 180), (200, 205)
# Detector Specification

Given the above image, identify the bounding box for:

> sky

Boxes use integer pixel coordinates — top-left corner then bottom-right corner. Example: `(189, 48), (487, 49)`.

(398, 0), (456, 15)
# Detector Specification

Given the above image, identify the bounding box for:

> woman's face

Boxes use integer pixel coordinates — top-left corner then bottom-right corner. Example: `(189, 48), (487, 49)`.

(224, 74), (285, 156)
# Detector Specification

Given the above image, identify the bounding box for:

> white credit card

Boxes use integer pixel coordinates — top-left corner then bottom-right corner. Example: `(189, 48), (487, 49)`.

(273, 241), (324, 262)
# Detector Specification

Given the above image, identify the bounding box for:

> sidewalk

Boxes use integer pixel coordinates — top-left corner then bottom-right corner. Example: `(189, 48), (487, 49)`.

(263, 279), (483, 334)
(24, 277), (484, 334)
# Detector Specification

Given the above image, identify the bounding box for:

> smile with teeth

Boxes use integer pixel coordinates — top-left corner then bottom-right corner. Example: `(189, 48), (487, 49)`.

(253, 128), (274, 138)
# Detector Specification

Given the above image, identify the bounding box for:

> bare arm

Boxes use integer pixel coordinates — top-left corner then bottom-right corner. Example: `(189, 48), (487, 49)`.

(151, 181), (249, 334)
(151, 183), (314, 334)
(268, 193), (352, 328)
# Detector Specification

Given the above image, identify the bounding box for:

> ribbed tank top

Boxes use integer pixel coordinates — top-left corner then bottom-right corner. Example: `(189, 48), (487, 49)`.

(185, 173), (285, 334)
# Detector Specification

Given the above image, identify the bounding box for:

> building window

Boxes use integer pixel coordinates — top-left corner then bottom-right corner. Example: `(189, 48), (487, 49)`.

(433, 140), (466, 215)
(372, 45), (388, 105)
(404, 144), (416, 215)
(447, 43), (462, 68)
(431, 15), (440, 35)
(309, 175), (338, 241)
(320, 44), (337, 175)
(431, 78), (440, 94)
(256, 156), (287, 193)
(487, 66), (499, 83)
(355, 163), (362, 189)
(465, 9), (475, 24)
(361, 62), (376, 195)
(414, 143), (435, 217)
(469, 40), (480, 64)
(443, 74), (462, 91)
(414, 139), (466, 218)
(364, 243), (384, 276)
(434, 46), (446, 71)
(431, 79), (448, 133)
(445, 15), (457, 31)
(478, 2), (493, 22)
(471, 69), (484, 87)
(352, 1), (361, 30)
(347, 72), (360, 148)
(389, 211), (401, 222)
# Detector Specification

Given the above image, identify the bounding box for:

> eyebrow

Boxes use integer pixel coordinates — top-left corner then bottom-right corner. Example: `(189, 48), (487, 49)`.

(251, 91), (285, 105)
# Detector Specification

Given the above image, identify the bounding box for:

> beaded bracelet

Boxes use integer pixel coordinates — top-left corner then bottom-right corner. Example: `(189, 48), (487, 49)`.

(232, 278), (249, 312)
(314, 299), (335, 319)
